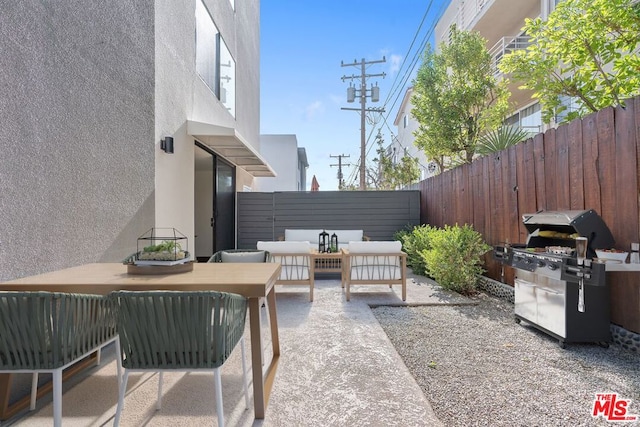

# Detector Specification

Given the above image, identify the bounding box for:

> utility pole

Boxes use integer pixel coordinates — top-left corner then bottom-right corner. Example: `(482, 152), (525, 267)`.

(341, 57), (386, 190)
(330, 154), (351, 190)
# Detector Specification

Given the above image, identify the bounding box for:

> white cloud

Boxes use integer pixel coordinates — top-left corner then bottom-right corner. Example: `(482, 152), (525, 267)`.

(304, 100), (324, 120)
(329, 94), (343, 105)
(389, 54), (402, 76)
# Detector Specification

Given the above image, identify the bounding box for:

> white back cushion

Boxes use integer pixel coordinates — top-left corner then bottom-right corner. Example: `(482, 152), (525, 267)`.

(347, 241), (402, 253)
(327, 230), (363, 244)
(257, 241), (312, 253)
(284, 229), (323, 242)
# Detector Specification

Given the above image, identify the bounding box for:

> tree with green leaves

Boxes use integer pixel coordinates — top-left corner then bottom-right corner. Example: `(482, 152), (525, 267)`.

(411, 26), (510, 168)
(369, 135), (421, 190)
(498, 0), (640, 124)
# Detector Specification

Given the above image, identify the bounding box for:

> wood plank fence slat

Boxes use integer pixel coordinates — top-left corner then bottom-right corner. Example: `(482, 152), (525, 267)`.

(555, 124), (571, 209)
(614, 102), (639, 248)
(533, 133), (546, 211)
(568, 119), (585, 210)
(544, 128), (558, 210)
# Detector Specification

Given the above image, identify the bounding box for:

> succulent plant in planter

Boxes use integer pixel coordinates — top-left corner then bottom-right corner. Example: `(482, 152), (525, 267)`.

(138, 240), (186, 261)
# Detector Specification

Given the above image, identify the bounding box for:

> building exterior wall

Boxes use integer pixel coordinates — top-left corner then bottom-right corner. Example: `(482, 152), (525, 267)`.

(0, 1), (156, 280)
(0, 0), (261, 280)
(392, 87), (433, 180)
(255, 135), (306, 191)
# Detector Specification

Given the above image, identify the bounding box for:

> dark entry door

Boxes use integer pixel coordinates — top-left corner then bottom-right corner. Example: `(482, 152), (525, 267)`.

(214, 157), (235, 252)
(194, 143), (236, 262)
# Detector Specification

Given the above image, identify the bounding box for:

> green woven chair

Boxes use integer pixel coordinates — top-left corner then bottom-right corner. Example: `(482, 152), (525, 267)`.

(208, 248), (272, 362)
(110, 290), (249, 427)
(0, 291), (118, 427)
(207, 248), (271, 263)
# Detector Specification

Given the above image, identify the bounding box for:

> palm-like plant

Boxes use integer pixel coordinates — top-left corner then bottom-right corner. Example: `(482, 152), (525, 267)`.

(476, 126), (532, 156)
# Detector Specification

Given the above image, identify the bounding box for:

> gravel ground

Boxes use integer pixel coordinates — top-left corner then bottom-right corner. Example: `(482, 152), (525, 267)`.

(372, 292), (640, 427)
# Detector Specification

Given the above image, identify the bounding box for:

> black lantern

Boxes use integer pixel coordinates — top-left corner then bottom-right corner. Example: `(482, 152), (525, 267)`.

(318, 230), (329, 253)
(330, 233), (338, 253)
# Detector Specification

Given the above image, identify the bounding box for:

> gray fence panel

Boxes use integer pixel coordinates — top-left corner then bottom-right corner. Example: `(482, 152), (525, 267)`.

(237, 192), (274, 248)
(237, 190), (420, 248)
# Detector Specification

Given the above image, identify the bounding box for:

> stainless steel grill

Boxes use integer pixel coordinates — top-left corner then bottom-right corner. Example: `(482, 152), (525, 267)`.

(494, 209), (613, 348)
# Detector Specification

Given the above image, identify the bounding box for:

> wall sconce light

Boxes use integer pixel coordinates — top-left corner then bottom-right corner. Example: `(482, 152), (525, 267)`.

(161, 137), (174, 154)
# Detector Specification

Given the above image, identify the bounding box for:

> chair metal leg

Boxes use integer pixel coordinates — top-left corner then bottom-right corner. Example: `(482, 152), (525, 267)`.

(115, 338), (122, 391)
(30, 373), (38, 410)
(157, 372), (164, 410)
(52, 369), (62, 427)
(240, 336), (250, 409)
(114, 371), (129, 427)
(214, 368), (224, 427)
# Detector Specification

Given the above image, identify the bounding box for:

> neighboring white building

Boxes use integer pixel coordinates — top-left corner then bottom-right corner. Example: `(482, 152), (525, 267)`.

(0, 0), (274, 278)
(391, 87), (435, 180)
(255, 135), (308, 191)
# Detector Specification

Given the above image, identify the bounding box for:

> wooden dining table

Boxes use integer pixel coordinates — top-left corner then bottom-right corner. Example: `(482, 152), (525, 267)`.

(0, 262), (282, 420)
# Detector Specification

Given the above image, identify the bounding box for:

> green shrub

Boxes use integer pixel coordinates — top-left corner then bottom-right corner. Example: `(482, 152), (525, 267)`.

(397, 224), (435, 276)
(420, 224), (491, 295)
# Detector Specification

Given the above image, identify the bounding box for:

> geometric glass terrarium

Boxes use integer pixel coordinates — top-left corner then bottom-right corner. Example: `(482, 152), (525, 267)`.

(135, 228), (189, 265)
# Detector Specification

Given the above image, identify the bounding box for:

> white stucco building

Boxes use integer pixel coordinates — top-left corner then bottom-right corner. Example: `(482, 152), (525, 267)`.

(1, 0), (274, 277)
(255, 135), (308, 192)
(391, 87), (434, 180)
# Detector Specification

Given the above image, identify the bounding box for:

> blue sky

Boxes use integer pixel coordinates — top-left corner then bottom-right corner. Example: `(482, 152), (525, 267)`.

(260, 1), (449, 191)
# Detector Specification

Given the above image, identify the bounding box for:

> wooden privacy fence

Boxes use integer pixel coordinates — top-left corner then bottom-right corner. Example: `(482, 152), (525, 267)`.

(418, 95), (640, 278)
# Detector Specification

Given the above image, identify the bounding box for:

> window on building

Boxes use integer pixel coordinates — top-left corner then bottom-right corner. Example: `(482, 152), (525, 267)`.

(195, 0), (237, 118)
(195, 0), (218, 94)
(504, 103), (542, 135)
(219, 37), (236, 117)
(520, 103), (542, 134)
(555, 95), (579, 124)
(504, 113), (519, 128)
(403, 114), (409, 128)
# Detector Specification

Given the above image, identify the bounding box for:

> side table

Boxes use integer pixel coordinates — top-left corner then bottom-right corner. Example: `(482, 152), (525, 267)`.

(311, 250), (346, 287)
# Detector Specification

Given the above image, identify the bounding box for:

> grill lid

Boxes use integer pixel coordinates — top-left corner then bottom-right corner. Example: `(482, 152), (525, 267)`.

(522, 209), (615, 251)
(522, 210), (590, 226)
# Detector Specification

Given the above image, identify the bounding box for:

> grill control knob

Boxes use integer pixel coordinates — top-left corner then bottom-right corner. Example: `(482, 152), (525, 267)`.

(547, 263), (558, 271)
(536, 260), (545, 268)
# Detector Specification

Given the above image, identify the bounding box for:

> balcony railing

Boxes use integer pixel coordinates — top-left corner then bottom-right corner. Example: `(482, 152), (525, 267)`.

(489, 35), (531, 76)
(454, 0), (489, 32)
